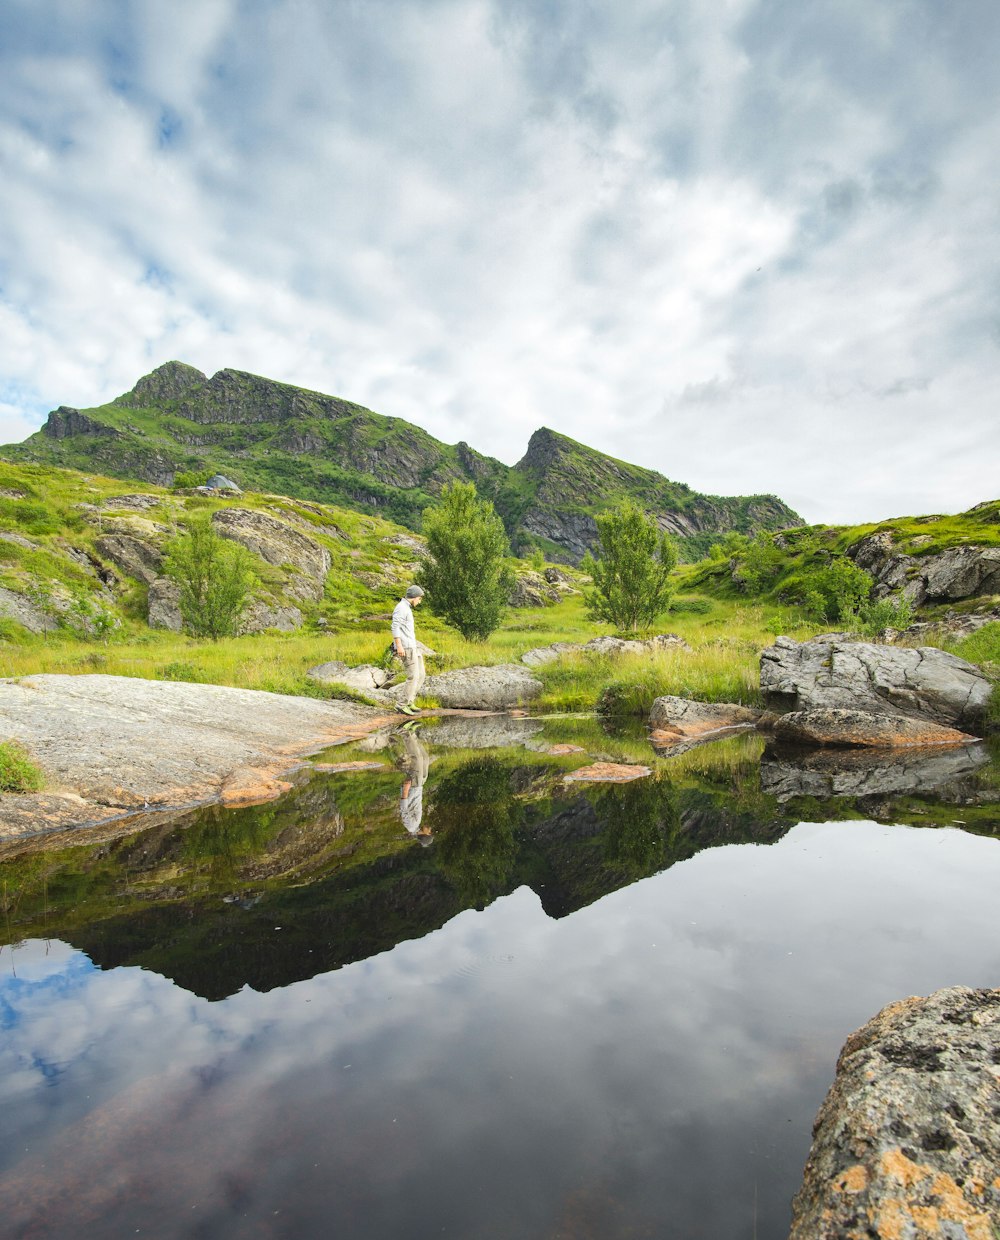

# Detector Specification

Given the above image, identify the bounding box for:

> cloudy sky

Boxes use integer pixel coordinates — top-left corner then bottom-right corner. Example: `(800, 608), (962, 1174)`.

(0, 0), (996, 524)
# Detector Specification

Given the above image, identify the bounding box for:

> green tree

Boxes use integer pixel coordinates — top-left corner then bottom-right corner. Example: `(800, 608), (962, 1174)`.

(164, 515), (257, 639)
(581, 500), (678, 632)
(416, 482), (515, 641)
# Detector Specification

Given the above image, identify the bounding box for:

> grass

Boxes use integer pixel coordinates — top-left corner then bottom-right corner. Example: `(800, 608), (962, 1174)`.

(0, 592), (809, 714)
(0, 740), (44, 793)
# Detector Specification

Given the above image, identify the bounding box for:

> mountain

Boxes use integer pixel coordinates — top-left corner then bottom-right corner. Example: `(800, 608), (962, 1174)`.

(2, 361), (803, 561)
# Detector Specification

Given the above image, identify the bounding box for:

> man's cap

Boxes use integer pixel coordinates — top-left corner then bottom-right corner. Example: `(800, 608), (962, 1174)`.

(405, 585), (425, 598)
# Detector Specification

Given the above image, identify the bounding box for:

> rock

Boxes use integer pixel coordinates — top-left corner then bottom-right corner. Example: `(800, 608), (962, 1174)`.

(42, 406), (120, 440)
(401, 664), (543, 710)
(521, 633), (690, 666)
(0, 673), (382, 836)
(101, 494), (163, 511)
(147, 577), (183, 630)
(922, 545), (1000, 601)
(544, 567), (571, 585)
(380, 533), (427, 554)
(760, 741), (989, 800)
(789, 986), (1000, 1240)
(760, 637), (991, 733)
(772, 708), (975, 748)
(901, 608), (1000, 642)
(649, 696), (761, 748)
(211, 508), (331, 601)
(509, 571), (561, 607)
(0, 584), (58, 634)
(306, 661), (390, 692)
(239, 602), (303, 633)
(95, 533), (164, 584)
(847, 533), (1000, 606)
(0, 530), (37, 550)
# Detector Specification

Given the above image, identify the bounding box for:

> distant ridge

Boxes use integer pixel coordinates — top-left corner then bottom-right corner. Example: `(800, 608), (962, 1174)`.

(2, 361), (803, 561)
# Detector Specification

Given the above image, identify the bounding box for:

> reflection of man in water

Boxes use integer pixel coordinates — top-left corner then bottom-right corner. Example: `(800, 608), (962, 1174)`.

(398, 728), (433, 845)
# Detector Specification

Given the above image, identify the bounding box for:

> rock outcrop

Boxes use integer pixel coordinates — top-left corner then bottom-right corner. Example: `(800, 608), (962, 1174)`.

(848, 532), (1000, 606)
(211, 508), (331, 601)
(0, 674), (385, 838)
(789, 987), (1000, 1240)
(761, 637), (990, 738)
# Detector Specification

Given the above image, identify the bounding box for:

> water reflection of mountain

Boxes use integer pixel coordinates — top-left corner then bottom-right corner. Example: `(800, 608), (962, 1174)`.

(2, 735), (998, 1001)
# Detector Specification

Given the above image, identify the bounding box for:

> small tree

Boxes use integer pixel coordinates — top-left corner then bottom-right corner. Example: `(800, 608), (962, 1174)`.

(164, 515), (257, 639)
(582, 500), (678, 632)
(416, 482), (515, 641)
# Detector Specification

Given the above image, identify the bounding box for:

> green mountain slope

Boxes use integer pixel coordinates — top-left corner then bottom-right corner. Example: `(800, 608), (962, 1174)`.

(2, 361), (803, 561)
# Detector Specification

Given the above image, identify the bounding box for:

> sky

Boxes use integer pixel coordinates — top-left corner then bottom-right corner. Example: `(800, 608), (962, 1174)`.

(0, 0), (997, 525)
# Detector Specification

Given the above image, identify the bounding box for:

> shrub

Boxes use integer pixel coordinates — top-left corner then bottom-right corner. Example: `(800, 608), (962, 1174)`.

(582, 500), (678, 632)
(164, 516), (258, 639)
(416, 482), (514, 641)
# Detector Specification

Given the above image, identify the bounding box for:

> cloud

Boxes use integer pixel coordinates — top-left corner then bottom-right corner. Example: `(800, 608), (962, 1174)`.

(0, 0), (997, 522)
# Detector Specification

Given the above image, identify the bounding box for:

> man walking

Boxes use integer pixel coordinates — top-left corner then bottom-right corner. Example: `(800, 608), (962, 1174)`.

(391, 585), (425, 715)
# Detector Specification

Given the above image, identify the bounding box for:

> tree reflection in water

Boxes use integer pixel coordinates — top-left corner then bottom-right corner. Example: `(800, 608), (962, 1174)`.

(431, 757), (522, 906)
(598, 773), (680, 880)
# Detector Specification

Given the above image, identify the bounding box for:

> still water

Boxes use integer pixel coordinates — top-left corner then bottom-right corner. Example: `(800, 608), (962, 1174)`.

(1, 720), (999, 1240)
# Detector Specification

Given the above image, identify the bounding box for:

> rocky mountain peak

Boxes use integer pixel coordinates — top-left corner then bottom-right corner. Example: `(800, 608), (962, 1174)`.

(115, 361), (207, 409)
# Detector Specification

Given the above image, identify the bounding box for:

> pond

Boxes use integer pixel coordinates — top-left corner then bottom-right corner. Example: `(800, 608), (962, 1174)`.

(1, 716), (999, 1239)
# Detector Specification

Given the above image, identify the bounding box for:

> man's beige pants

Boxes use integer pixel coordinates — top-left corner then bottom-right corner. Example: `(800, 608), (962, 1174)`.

(401, 648), (425, 705)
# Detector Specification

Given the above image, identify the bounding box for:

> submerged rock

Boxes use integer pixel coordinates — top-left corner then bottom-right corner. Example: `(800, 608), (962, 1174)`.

(790, 986), (1000, 1240)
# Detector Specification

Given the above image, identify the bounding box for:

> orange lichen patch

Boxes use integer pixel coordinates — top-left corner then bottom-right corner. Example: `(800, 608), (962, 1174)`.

(835, 1165), (869, 1193)
(564, 762), (651, 783)
(871, 1156), (996, 1240)
(219, 770), (294, 808)
(310, 761), (386, 773)
(880, 1149), (932, 1188)
(546, 744), (587, 755)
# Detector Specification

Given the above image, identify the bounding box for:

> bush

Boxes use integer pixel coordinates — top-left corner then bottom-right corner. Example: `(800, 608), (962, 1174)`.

(416, 482), (514, 641)
(0, 740), (44, 792)
(164, 516), (258, 639)
(582, 500), (678, 632)
(851, 592), (913, 638)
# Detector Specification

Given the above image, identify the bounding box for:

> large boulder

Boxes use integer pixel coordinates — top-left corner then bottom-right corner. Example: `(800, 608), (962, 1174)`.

(409, 664), (543, 710)
(761, 637), (991, 734)
(790, 987), (1000, 1240)
(211, 508), (331, 601)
